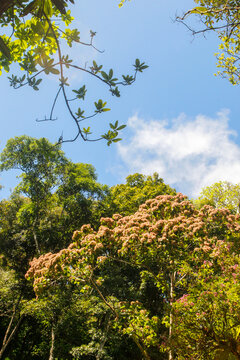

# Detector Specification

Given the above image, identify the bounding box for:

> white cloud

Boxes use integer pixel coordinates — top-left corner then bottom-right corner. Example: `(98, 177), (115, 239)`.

(117, 110), (240, 197)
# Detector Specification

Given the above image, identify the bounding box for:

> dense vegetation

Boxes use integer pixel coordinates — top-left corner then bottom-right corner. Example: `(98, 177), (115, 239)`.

(0, 136), (240, 360)
(1, 1), (240, 359)
(0, 136), (177, 360)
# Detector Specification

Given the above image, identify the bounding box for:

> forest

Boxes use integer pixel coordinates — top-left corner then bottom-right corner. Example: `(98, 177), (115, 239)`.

(1, 136), (240, 360)
(1, 0), (240, 360)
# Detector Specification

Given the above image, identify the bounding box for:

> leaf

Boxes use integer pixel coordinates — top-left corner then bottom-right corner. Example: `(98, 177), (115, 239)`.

(20, 0), (38, 16)
(117, 125), (126, 131)
(48, 59), (54, 66)
(49, 67), (60, 75)
(0, 37), (11, 60)
(83, 127), (91, 134)
(190, 6), (208, 14)
(35, 79), (42, 86)
(101, 71), (109, 81)
(51, 0), (67, 14)
(135, 58), (140, 67)
(43, 0), (53, 17)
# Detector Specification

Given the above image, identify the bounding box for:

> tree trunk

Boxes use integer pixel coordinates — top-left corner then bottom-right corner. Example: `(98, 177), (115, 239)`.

(49, 325), (56, 360)
(32, 216), (41, 255)
(33, 227), (41, 255)
(168, 272), (175, 360)
(132, 335), (151, 360)
(96, 320), (110, 360)
(0, 313), (23, 359)
(91, 278), (151, 360)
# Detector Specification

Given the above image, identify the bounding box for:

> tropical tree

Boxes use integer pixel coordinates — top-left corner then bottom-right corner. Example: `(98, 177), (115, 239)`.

(0, 266), (26, 360)
(173, 233), (240, 360)
(109, 173), (176, 216)
(0, 136), (68, 255)
(0, 0), (147, 143)
(0, 136), (108, 262)
(194, 181), (240, 213)
(0, 136), (112, 359)
(26, 194), (240, 359)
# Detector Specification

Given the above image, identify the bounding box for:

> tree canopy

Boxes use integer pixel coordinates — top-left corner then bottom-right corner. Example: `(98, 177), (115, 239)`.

(2, 1), (240, 359)
(27, 193), (240, 360)
(195, 181), (240, 213)
(178, 0), (240, 85)
(1, 137), (240, 359)
(109, 173), (176, 216)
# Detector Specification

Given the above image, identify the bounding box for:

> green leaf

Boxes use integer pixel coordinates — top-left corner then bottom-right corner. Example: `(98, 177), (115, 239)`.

(190, 6), (208, 14)
(0, 37), (11, 60)
(75, 108), (85, 118)
(101, 71), (109, 81)
(135, 58), (140, 67)
(20, 0), (38, 16)
(83, 127), (91, 134)
(49, 67), (60, 75)
(51, 0), (67, 14)
(35, 79), (42, 86)
(117, 125), (126, 130)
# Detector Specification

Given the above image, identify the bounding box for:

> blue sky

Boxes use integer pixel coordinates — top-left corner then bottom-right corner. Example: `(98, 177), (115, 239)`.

(1, 0), (240, 199)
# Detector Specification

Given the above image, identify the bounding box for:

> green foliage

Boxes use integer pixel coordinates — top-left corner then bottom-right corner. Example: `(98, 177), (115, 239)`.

(110, 172), (176, 216)
(0, 136), (109, 266)
(0, 136), (67, 201)
(173, 239), (240, 359)
(194, 181), (240, 213)
(27, 192), (240, 359)
(6, 140), (240, 358)
(0, 0), (147, 143)
(181, 0), (240, 85)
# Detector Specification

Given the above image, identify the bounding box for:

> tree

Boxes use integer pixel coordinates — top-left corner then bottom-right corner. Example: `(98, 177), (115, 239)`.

(194, 181), (240, 213)
(177, 0), (240, 86)
(0, 267), (26, 360)
(26, 194), (240, 359)
(0, 136), (113, 359)
(173, 234), (240, 359)
(56, 161), (110, 233)
(109, 173), (176, 216)
(0, 136), (68, 255)
(0, 0), (147, 143)
(0, 136), (108, 264)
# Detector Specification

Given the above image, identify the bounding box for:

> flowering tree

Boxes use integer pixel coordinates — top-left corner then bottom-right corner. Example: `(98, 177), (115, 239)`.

(173, 231), (240, 360)
(26, 194), (240, 359)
